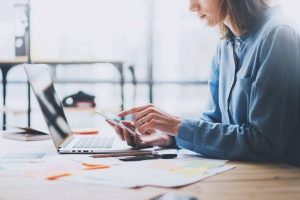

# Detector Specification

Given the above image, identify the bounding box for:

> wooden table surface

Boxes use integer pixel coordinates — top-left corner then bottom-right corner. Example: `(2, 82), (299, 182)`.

(178, 161), (300, 200)
(0, 136), (299, 200)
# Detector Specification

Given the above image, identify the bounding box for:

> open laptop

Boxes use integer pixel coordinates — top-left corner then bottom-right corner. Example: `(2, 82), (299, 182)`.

(24, 64), (151, 154)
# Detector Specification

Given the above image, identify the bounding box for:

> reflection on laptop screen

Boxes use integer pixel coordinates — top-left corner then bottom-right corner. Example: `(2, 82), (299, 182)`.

(24, 65), (71, 147)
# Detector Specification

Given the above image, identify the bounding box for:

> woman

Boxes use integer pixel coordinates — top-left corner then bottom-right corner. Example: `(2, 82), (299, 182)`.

(110, 0), (300, 166)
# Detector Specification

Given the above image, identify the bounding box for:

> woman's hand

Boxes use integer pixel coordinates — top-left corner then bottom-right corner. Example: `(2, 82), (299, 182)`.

(118, 104), (181, 137)
(106, 120), (175, 148)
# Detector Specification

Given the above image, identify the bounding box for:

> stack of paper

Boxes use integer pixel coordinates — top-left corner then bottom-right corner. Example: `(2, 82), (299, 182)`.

(67, 157), (233, 188)
(5, 151), (234, 188)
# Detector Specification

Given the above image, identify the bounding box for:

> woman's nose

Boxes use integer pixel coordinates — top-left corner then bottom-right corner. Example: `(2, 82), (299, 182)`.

(189, 0), (200, 12)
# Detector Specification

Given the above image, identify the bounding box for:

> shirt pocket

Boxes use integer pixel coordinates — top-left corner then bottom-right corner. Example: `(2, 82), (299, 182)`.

(236, 76), (252, 94)
(230, 76), (252, 124)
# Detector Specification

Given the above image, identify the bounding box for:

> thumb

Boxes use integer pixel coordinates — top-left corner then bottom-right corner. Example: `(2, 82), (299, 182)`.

(137, 134), (174, 148)
(105, 120), (115, 127)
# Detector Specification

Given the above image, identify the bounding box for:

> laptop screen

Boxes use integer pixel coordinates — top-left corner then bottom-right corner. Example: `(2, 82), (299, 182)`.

(24, 65), (71, 147)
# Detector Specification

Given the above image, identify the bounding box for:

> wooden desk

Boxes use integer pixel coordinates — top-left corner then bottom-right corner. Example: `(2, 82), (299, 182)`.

(0, 136), (299, 200)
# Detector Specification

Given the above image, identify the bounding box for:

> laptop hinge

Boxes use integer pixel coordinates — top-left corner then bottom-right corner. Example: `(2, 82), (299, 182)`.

(58, 135), (74, 149)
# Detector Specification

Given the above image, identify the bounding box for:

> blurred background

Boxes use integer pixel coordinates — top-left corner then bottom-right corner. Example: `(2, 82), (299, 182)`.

(0, 0), (299, 132)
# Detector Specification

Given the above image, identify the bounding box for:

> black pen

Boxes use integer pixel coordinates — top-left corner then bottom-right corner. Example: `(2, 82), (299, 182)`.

(119, 153), (177, 161)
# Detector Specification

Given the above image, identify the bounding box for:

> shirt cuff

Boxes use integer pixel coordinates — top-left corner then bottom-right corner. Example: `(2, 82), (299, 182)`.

(175, 119), (201, 150)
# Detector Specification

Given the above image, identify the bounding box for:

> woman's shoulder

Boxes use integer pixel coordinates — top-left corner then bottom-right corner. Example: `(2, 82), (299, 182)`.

(260, 7), (300, 40)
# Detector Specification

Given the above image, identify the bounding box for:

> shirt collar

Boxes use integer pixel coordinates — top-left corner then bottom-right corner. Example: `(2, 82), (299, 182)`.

(226, 6), (282, 44)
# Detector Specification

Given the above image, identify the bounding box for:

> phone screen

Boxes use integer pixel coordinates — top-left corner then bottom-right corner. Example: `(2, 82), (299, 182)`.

(95, 111), (135, 135)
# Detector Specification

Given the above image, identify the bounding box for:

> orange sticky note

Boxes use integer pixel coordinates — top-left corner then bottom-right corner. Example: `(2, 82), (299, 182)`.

(84, 165), (110, 170)
(81, 163), (110, 170)
(72, 128), (99, 135)
(47, 173), (72, 181)
(81, 163), (100, 167)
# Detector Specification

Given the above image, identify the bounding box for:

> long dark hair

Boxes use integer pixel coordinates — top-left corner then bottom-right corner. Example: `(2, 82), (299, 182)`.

(217, 0), (271, 38)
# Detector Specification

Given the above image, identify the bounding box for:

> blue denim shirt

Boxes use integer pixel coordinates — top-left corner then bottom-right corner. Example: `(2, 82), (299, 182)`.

(176, 7), (300, 166)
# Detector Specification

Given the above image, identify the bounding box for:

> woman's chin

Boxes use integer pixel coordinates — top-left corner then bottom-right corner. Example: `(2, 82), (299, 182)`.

(202, 19), (218, 27)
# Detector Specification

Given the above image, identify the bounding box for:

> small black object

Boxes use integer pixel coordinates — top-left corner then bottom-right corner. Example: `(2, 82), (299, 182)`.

(119, 153), (177, 162)
(62, 91), (96, 108)
(159, 153), (177, 159)
(119, 155), (158, 161)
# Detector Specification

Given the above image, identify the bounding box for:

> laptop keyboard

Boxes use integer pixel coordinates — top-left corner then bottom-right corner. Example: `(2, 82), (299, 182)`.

(72, 137), (114, 149)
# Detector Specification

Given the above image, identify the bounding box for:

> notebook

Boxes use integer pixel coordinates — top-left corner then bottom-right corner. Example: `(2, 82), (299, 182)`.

(1, 126), (50, 141)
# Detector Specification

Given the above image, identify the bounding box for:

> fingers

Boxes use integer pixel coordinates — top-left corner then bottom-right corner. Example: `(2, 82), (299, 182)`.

(106, 120), (129, 143)
(117, 105), (160, 135)
(136, 112), (166, 135)
(120, 121), (135, 130)
(124, 131), (136, 147)
(105, 120), (114, 127)
(136, 113), (181, 136)
(107, 118), (147, 147)
(117, 104), (180, 142)
(138, 119), (160, 135)
(135, 134), (175, 148)
(130, 107), (161, 134)
(134, 133), (154, 148)
(116, 121), (136, 147)
(105, 120), (124, 141)
(133, 106), (158, 122)
(135, 112), (158, 128)
(119, 121), (136, 147)
(113, 125), (125, 141)
(133, 133), (148, 148)
(118, 104), (154, 117)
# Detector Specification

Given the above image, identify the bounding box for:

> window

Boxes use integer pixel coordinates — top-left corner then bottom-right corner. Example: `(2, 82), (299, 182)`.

(0, 0), (299, 129)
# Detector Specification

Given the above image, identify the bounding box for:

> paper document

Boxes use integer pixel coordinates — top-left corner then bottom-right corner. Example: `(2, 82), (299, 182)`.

(25, 155), (122, 180)
(66, 156), (234, 188)
(14, 151), (234, 188)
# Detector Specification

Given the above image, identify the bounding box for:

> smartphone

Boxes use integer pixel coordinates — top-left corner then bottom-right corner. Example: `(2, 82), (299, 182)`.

(95, 111), (135, 135)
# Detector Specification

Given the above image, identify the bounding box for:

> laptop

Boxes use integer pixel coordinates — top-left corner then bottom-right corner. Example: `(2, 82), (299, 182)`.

(24, 64), (151, 154)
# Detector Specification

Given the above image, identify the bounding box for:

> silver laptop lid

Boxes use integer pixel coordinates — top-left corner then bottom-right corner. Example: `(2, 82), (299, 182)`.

(24, 64), (71, 147)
